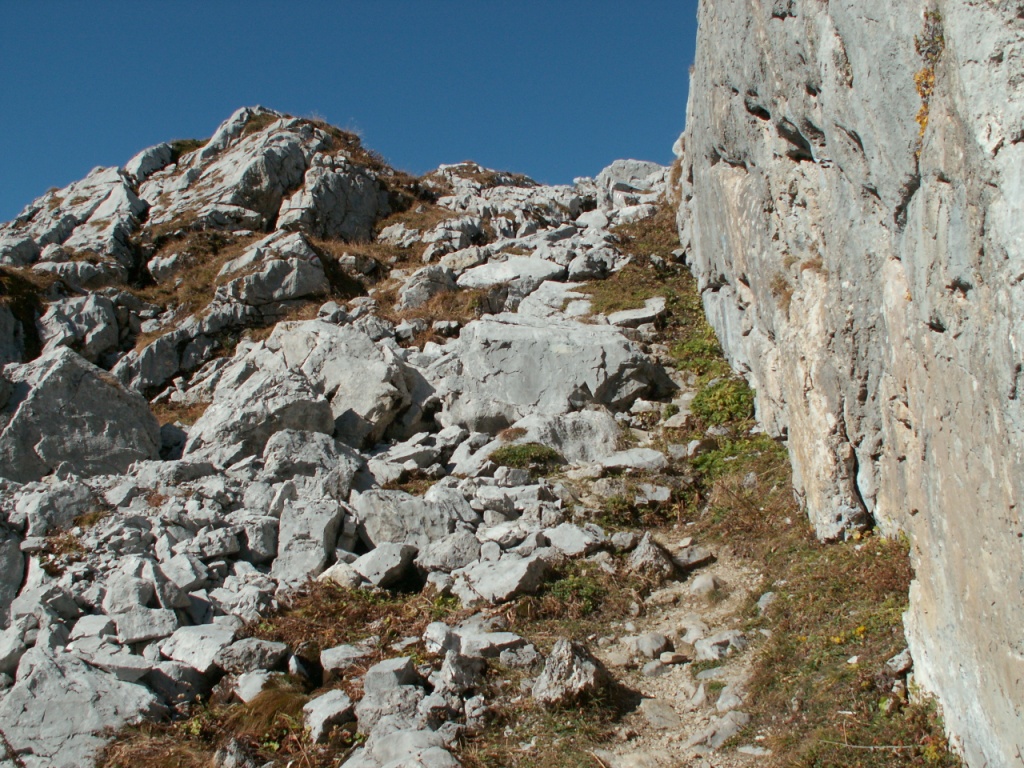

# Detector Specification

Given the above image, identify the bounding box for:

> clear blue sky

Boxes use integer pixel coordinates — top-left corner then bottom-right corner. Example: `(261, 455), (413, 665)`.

(0, 1), (698, 221)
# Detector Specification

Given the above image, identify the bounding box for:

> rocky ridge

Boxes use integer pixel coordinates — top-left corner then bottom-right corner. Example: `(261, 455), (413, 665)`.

(0, 109), (687, 767)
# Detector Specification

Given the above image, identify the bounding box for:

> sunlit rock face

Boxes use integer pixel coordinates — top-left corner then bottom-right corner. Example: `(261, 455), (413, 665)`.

(677, 1), (1024, 763)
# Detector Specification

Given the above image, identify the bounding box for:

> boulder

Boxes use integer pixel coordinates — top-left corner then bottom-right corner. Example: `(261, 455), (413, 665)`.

(214, 638), (289, 674)
(415, 531), (481, 574)
(272, 499), (347, 585)
(532, 639), (609, 706)
(352, 543), (418, 587)
(264, 320), (412, 446)
(397, 266), (458, 311)
(160, 624), (236, 674)
(499, 410), (622, 464)
(215, 231), (330, 306)
(0, 648), (164, 768)
(456, 256), (566, 291)
(38, 295), (119, 362)
(0, 536), (23, 626)
(260, 429), (362, 484)
(432, 313), (674, 432)
(627, 533), (676, 582)
(182, 348), (335, 467)
(0, 347), (161, 483)
(543, 522), (606, 558)
(303, 689), (355, 743)
(350, 489), (471, 549)
(452, 552), (551, 604)
(276, 156), (389, 241)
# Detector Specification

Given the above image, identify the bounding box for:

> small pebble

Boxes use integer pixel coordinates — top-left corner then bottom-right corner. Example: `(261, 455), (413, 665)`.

(642, 660), (669, 677)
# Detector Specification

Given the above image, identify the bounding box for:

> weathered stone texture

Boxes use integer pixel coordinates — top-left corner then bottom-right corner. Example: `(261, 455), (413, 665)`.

(678, 1), (1024, 763)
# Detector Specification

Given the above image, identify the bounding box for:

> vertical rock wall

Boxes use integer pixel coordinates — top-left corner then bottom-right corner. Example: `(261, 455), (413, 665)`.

(677, 0), (1024, 763)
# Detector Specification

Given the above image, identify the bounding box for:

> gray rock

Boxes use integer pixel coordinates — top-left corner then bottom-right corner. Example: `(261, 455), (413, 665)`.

(272, 498), (347, 585)
(0, 529), (25, 625)
(261, 428), (362, 484)
(672, 544), (716, 572)
(610, 531), (640, 552)
(543, 522), (606, 557)
(452, 552), (551, 604)
(214, 638), (288, 674)
(212, 738), (261, 768)
(143, 660), (207, 707)
(397, 265), (458, 311)
(0, 648), (164, 768)
(686, 710), (751, 750)
(161, 553), (210, 592)
(0, 347), (160, 483)
(112, 608), (179, 644)
(353, 543), (418, 587)
(680, 1), (1024, 761)
(124, 142), (174, 183)
(160, 624), (235, 674)
(182, 352), (335, 468)
(627, 633), (672, 660)
(627, 533), (675, 582)
(598, 448), (668, 472)
(415, 531), (481, 574)
(695, 630), (748, 662)
(689, 573), (724, 597)
(0, 623), (29, 675)
(433, 650), (485, 696)
(303, 689), (355, 743)
(276, 156), (389, 241)
(886, 648), (913, 676)
(351, 489), (468, 550)
(433, 313), (674, 432)
(363, 656), (421, 694)
(640, 698), (681, 730)
(316, 561), (363, 588)
(365, 728), (459, 767)
(321, 643), (372, 677)
(455, 627), (526, 660)
(355, 684), (426, 736)
(38, 294), (119, 363)
(234, 670), (281, 703)
(456, 256), (566, 292)
(607, 297), (667, 328)
(532, 639), (608, 706)
(69, 615), (115, 641)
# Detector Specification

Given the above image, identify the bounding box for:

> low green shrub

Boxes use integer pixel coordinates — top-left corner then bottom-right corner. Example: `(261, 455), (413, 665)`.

(691, 377), (754, 425)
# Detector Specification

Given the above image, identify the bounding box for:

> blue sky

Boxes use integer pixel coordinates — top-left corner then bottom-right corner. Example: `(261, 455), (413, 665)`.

(0, 1), (698, 221)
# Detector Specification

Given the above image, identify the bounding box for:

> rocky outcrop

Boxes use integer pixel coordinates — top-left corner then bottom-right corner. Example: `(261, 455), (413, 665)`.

(0, 347), (161, 482)
(0, 104), (690, 764)
(677, 1), (1024, 763)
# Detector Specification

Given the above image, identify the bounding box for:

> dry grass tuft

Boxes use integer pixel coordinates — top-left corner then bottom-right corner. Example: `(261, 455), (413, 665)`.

(149, 400), (211, 427)
(242, 582), (469, 672)
(0, 266), (58, 359)
(98, 723), (210, 768)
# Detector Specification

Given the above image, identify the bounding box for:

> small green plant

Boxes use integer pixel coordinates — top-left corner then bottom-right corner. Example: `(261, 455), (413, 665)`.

(670, 335), (727, 377)
(489, 443), (564, 477)
(691, 378), (755, 425)
(547, 572), (608, 617)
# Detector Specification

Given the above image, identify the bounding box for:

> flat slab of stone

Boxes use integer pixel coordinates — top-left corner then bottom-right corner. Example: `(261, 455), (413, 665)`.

(456, 256), (566, 289)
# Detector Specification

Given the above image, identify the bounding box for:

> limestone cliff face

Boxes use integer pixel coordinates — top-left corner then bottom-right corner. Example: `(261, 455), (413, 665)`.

(677, 0), (1024, 763)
